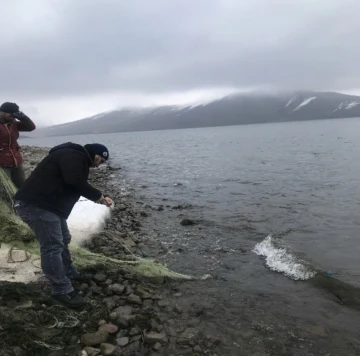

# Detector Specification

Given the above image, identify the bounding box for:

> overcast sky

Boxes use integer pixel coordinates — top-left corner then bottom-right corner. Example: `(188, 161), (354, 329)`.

(1, 0), (360, 126)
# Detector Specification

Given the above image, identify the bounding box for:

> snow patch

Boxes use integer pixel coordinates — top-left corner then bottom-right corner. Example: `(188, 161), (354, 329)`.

(345, 101), (360, 110)
(292, 97), (317, 112)
(253, 235), (316, 280)
(285, 96), (297, 108)
(333, 101), (360, 112)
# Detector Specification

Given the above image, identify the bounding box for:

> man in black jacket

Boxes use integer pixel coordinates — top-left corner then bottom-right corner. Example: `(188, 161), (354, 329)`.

(14, 142), (113, 308)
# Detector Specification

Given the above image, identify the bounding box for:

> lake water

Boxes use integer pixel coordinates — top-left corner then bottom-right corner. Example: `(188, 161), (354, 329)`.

(20, 118), (360, 354)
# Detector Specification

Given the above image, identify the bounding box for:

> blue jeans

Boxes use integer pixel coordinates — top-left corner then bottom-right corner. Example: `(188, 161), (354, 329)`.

(14, 201), (78, 295)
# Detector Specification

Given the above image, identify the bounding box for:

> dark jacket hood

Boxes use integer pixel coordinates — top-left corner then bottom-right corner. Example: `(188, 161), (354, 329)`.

(49, 142), (93, 165)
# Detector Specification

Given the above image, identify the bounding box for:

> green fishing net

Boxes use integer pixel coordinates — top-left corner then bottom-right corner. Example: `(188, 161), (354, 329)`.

(0, 167), (194, 280)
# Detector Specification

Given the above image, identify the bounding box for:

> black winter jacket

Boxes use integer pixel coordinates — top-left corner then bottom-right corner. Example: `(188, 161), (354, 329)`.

(14, 142), (102, 219)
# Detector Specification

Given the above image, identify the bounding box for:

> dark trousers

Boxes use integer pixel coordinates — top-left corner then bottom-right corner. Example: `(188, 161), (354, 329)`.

(15, 201), (78, 295)
(2, 164), (26, 189)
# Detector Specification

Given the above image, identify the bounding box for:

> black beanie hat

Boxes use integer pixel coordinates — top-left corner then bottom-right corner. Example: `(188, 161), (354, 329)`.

(84, 143), (109, 161)
(0, 102), (19, 114)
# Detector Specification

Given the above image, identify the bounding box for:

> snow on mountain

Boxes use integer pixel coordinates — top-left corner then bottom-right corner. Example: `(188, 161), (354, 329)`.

(27, 91), (360, 138)
(285, 96), (297, 108)
(333, 100), (360, 112)
(292, 97), (317, 112)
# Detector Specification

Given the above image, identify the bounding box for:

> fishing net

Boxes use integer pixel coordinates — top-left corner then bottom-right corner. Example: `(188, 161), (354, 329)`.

(0, 167), (194, 281)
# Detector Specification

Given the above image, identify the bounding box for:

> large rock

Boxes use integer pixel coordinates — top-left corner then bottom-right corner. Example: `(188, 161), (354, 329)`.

(100, 343), (117, 356)
(180, 218), (196, 226)
(81, 332), (108, 346)
(144, 331), (167, 344)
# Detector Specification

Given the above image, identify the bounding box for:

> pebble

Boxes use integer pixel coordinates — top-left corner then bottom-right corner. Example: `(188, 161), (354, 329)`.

(193, 345), (202, 352)
(173, 305), (183, 314)
(127, 294), (142, 305)
(94, 273), (107, 283)
(110, 283), (125, 295)
(158, 300), (169, 308)
(117, 337), (129, 347)
(153, 342), (162, 351)
(144, 331), (168, 344)
(81, 332), (108, 346)
(114, 316), (129, 329)
(98, 320), (106, 326)
(100, 343), (117, 356)
(83, 347), (101, 356)
(98, 323), (118, 334)
(128, 326), (141, 336)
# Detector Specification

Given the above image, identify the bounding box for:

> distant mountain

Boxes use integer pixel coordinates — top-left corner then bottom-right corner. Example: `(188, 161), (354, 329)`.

(31, 91), (360, 137)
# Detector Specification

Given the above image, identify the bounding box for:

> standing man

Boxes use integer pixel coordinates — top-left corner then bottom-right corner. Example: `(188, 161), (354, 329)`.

(0, 102), (36, 188)
(14, 142), (113, 308)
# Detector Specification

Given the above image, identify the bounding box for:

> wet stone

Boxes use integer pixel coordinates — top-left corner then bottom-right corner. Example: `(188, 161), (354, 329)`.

(127, 293), (142, 305)
(116, 337), (129, 347)
(158, 300), (169, 308)
(98, 323), (118, 334)
(83, 347), (101, 356)
(144, 331), (168, 344)
(100, 343), (117, 356)
(94, 273), (107, 283)
(81, 332), (108, 346)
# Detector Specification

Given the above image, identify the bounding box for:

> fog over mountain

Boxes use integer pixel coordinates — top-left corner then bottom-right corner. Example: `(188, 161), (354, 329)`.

(29, 91), (360, 137)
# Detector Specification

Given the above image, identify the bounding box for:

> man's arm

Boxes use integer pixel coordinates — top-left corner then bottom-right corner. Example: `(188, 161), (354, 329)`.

(14, 112), (36, 132)
(58, 153), (102, 201)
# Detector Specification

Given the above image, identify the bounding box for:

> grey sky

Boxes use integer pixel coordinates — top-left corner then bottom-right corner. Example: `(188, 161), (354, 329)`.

(1, 0), (359, 125)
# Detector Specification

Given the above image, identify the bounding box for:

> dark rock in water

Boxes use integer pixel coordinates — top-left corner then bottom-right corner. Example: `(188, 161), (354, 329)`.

(140, 211), (148, 217)
(157, 205), (164, 211)
(100, 343), (117, 356)
(81, 332), (108, 346)
(180, 219), (196, 226)
(108, 166), (121, 171)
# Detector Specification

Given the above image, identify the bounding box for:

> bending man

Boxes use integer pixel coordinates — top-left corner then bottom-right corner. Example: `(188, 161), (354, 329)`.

(14, 142), (113, 308)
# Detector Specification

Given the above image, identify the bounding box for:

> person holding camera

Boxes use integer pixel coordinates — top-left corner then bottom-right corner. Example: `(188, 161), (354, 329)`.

(0, 102), (36, 188)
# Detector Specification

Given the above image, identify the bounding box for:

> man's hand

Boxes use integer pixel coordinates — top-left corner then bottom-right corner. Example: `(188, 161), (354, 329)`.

(99, 194), (113, 206)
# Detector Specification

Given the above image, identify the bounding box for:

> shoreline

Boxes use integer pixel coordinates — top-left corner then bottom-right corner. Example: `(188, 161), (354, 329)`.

(1, 146), (209, 356)
(2, 146), (360, 356)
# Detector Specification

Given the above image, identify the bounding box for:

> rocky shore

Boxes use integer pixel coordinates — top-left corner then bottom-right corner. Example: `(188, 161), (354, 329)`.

(3, 146), (360, 356)
(0, 146), (212, 356)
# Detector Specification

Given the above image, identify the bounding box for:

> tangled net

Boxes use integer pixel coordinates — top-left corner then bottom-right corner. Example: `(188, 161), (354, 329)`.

(0, 167), (195, 281)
